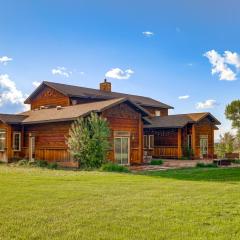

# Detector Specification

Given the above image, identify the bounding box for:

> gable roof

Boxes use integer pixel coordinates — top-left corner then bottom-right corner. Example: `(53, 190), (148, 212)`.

(0, 114), (27, 124)
(24, 81), (173, 109)
(144, 112), (221, 129)
(20, 98), (150, 125)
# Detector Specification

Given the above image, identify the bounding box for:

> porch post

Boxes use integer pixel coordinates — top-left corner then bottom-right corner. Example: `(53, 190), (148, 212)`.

(177, 128), (182, 159)
(192, 124), (196, 158)
(138, 113), (143, 164)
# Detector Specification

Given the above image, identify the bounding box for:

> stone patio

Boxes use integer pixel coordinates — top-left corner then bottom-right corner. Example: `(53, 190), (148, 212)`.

(130, 159), (214, 172)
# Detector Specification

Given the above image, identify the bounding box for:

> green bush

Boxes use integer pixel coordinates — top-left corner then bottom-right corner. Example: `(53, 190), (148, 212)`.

(196, 162), (217, 168)
(231, 159), (240, 164)
(47, 162), (58, 169)
(150, 159), (163, 165)
(35, 160), (48, 168)
(17, 159), (29, 166)
(67, 113), (111, 169)
(101, 162), (130, 173)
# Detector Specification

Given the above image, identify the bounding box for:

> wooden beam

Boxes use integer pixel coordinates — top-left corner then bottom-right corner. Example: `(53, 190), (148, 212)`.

(192, 124), (196, 158)
(138, 113), (143, 164)
(177, 128), (182, 159)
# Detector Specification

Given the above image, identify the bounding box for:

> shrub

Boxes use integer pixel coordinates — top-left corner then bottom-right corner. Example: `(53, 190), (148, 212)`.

(35, 160), (48, 168)
(150, 159), (163, 165)
(47, 162), (58, 169)
(196, 162), (217, 168)
(67, 113), (111, 169)
(17, 159), (29, 166)
(101, 162), (130, 173)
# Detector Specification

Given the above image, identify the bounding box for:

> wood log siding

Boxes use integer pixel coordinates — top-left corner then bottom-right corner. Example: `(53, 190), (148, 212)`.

(30, 86), (70, 110)
(144, 119), (215, 159)
(143, 106), (168, 116)
(102, 102), (143, 164)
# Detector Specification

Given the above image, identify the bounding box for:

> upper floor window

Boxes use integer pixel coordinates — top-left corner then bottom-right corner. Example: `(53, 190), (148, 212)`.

(0, 130), (6, 151)
(155, 110), (161, 116)
(13, 132), (21, 151)
(144, 135), (154, 149)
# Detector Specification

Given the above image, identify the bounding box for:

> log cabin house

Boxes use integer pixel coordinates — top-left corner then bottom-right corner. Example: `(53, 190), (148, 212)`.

(0, 80), (220, 166)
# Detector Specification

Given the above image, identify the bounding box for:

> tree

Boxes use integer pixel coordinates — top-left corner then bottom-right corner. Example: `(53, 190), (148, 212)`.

(225, 100), (240, 132)
(215, 132), (235, 158)
(67, 112), (111, 169)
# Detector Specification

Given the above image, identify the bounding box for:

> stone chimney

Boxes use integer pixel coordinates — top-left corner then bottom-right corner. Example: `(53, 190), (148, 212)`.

(100, 79), (111, 92)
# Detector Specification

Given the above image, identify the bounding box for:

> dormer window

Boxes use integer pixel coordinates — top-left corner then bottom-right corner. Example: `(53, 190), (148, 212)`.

(155, 110), (160, 116)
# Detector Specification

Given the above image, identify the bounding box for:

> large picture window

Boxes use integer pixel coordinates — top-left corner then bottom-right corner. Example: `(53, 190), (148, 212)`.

(13, 132), (21, 151)
(0, 130), (6, 151)
(144, 135), (154, 149)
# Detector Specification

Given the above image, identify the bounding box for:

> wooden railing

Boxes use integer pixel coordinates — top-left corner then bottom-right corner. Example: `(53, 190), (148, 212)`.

(153, 146), (178, 158)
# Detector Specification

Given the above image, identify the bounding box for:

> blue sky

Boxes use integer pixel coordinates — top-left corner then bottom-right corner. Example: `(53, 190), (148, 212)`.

(0, 0), (240, 139)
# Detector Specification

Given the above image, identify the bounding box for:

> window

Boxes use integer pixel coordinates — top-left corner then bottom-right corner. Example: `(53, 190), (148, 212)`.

(144, 135), (154, 149)
(155, 110), (161, 116)
(187, 134), (192, 149)
(0, 130), (6, 151)
(149, 135), (154, 149)
(13, 132), (21, 151)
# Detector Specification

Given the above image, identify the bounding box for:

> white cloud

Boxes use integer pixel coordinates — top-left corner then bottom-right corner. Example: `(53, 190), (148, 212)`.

(142, 31), (154, 37)
(32, 81), (41, 88)
(204, 50), (240, 81)
(196, 99), (217, 109)
(178, 95), (190, 100)
(52, 67), (72, 78)
(0, 56), (13, 65)
(0, 74), (28, 111)
(105, 68), (134, 80)
(224, 51), (240, 68)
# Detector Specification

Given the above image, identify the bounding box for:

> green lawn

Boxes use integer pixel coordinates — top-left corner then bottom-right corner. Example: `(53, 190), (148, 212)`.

(1, 166), (240, 240)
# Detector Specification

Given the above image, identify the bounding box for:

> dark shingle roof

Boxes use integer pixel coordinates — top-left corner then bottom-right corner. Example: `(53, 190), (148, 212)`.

(24, 81), (173, 109)
(0, 114), (27, 124)
(144, 113), (221, 128)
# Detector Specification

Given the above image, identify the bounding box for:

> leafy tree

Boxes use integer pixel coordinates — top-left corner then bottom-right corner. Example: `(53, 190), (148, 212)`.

(67, 112), (111, 169)
(225, 100), (240, 131)
(215, 132), (235, 158)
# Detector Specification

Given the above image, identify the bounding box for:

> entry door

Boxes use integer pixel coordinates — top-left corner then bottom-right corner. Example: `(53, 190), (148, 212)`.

(114, 137), (130, 165)
(29, 135), (36, 161)
(200, 136), (208, 157)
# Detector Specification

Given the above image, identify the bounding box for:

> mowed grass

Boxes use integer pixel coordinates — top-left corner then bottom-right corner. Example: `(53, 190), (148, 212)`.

(1, 166), (240, 240)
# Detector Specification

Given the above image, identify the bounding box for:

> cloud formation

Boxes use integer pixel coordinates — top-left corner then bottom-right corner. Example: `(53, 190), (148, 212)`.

(142, 31), (154, 37)
(0, 56), (13, 65)
(52, 67), (72, 78)
(178, 95), (190, 100)
(32, 81), (41, 88)
(204, 50), (240, 81)
(0, 74), (28, 111)
(105, 68), (134, 80)
(196, 99), (217, 109)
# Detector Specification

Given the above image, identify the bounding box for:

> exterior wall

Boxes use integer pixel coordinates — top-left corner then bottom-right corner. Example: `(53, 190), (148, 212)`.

(22, 122), (74, 166)
(193, 119), (214, 158)
(143, 106), (168, 117)
(30, 86), (70, 110)
(102, 102), (143, 164)
(19, 102), (143, 165)
(144, 128), (178, 158)
(144, 119), (215, 159)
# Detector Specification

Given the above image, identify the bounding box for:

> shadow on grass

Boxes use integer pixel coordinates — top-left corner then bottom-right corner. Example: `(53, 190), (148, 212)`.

(137, 167), (240, 182)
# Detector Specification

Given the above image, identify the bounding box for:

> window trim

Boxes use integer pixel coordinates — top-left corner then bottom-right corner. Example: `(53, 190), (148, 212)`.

(13, 132), (21, 152)
(144, 135), (154, 149)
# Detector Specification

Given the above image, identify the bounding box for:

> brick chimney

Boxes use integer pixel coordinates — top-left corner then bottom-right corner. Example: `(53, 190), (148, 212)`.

(100, 79), (111, 92)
